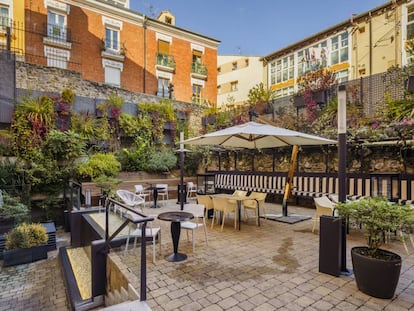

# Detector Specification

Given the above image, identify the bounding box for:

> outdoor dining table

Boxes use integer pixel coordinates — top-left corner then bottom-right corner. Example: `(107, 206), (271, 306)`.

(146, 185), (165, 208)
(158, 211), (194, 262)
(209, 193), (254, 230)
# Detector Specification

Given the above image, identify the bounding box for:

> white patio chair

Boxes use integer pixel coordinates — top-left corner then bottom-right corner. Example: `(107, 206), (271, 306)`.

(181, 203), (208, 252)
(313, 196), (336, 233)
(124, 211), (161, 263)
(134, 184), (151, 208)
(186, 181), (198, 200)
(116, 190), (145, 216)
(155, 184), (169, 205)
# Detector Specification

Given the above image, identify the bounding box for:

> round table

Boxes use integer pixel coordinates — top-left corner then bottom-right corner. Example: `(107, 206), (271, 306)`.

(158, 211), (194, 262)
(146, 186), (165, 208)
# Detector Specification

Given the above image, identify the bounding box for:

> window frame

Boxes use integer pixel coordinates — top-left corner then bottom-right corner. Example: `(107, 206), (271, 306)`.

(105, 26), (120, 52)
(47, 10), (67, 41)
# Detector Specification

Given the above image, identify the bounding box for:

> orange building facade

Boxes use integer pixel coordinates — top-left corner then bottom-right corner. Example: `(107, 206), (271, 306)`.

(23, 0), (220, 105)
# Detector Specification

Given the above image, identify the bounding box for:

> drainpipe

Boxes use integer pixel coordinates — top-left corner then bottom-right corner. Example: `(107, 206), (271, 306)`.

(143, 15), (147, 93)
(368, 11), (373, 114)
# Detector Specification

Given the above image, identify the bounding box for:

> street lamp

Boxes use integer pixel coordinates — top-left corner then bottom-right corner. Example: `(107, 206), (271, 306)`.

(337, 84), (350, 274)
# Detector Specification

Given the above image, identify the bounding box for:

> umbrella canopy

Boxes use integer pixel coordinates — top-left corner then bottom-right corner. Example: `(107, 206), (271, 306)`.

(182, 121), (336, 149)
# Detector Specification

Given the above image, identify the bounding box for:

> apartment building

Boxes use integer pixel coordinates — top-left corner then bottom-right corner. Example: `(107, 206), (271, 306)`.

(217, 55), (263, 109)
(0, 0), (24, 54)
(20, 0), (220, 105)
(262, 0), (410, 99)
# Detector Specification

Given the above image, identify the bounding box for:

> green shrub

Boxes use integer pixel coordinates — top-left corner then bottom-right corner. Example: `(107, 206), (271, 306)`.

(147, 150), (177, 172)
(76, 152), (121, 180)
(0, 190), (29, 221)
(5, 223), (48, 250)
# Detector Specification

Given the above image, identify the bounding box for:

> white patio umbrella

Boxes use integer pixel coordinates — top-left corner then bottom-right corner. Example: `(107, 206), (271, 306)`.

(182, 121), (336, 149)
(182, 121), (337, 223)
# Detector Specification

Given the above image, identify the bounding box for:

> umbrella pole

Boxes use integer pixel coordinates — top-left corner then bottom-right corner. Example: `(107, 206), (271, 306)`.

(282, 145), (299, 216)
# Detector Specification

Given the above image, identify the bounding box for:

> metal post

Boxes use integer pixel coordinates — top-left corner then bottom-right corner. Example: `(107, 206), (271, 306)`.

(180, 132), (185, 210)
(338, 84), (350, 274)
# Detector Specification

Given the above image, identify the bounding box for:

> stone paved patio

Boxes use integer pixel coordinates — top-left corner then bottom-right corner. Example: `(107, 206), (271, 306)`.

(1, 201), (414, 310)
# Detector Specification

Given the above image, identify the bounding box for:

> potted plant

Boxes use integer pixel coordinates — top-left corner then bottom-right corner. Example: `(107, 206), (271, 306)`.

(3, 222), (48, 266)
(336, 197), (413, 299)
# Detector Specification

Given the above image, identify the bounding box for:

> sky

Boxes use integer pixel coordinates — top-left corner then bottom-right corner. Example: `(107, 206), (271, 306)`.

(130, 0), (390, 56)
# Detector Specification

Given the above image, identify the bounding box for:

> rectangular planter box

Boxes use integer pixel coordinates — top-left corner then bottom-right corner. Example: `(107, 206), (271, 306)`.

(3, 244), (48, 267)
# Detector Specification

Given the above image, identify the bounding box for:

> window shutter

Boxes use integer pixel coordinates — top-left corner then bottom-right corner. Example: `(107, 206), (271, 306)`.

(158, 40), (170, 54)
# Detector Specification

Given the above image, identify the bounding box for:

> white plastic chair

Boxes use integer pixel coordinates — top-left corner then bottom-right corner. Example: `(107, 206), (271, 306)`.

(124, 211), (161, 263)
(186, 181), (198, 200)
(313, 196), (336, 233)
(116, 190), (145, 216)
(181, 203), (208, 252)
(134, 184), (151, 208)
(155, 184), (169, 205)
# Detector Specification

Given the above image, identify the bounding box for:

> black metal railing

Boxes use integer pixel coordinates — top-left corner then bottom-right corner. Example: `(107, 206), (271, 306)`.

(156, 52), (175, 69)
(43, 22), (71, 42)
(101, 197), (154, 301)
(191, 62), (207, 76)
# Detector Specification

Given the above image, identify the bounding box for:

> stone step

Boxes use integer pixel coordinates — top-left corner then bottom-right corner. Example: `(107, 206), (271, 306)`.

(98, 300), (151, 311)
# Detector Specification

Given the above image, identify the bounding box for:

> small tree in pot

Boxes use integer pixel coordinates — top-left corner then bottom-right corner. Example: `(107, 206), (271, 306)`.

(336, 197), (413, 299)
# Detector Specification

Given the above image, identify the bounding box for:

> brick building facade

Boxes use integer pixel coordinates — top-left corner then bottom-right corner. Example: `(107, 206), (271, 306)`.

(22, 0), (220, 105)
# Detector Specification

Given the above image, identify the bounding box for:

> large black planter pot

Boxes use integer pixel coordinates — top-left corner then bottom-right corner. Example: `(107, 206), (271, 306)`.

(3, 244), (48, 267)
(351, 246), (402, 299)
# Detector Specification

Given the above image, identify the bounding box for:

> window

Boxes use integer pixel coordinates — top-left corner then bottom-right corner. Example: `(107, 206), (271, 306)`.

(270, 61), (276, 85)
(232, 62), (237, 71)
(275, 86), (294, 98)
(44, 46), (69, 69)
(192, 50), (202, 64)
(157, 78), (170, 98)
(192, 84), (203, 104)
(330, 32), (348, 65)
(105, 27), (119, 51)
(245, 59), (249, 67)
(105, 66), (121, 86)
(217, 85), (221, 94)
(231, 81), (238, 92)
(217, 67), (221, 74)
(407, 6), (414, 63)
(0, 5), (9, 27)
(274, 54), (294, 84)
(158, 40), (170, 54)
(48, 10), (66, 41)
(335, 69), (348, 83)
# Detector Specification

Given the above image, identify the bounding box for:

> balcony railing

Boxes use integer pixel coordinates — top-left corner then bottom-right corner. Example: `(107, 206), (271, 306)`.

(156, 52), (175, 71)
(191, 62), (207, 77)
(43, 23), (71, 42)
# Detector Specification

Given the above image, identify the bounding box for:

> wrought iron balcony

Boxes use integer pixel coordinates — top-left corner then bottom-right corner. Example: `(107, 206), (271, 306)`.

(156, 52), (175, 72)
(43, 23), (71, 42)
(43, 23), (72, 49)
(191, 62), (207, 79)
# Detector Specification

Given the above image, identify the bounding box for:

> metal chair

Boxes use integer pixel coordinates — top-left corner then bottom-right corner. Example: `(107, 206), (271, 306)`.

(181, 203), (208, 252)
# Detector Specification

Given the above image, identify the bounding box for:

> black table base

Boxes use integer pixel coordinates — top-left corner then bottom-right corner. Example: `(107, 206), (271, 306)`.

(165, 252), (187, 262)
